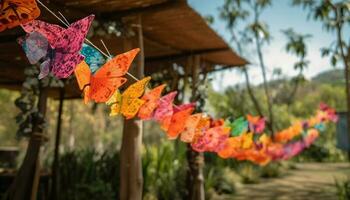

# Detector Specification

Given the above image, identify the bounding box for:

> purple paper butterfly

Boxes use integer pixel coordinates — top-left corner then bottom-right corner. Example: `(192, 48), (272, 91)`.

(20, 15), (95, 79)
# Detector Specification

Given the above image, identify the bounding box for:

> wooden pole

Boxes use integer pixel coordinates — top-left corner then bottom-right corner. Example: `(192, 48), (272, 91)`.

(50, 88), (65, 200)
(7, 85), (48, 200)
(187, 55), (205, 200)
(119, 16), (144, 200)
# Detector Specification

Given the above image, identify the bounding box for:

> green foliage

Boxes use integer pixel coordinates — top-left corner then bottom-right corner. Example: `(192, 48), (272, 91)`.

(204, 15), (215, 25)
(143, 141), (187, 200)
(292, 0), (350, 68)
(296, 144), (330, 162)
(238, 163), (261, 184)
(283, 28), (311, 70)
(54, 143), (240, 200)
(57, 150), (120, 200)
(205, 167), (238, 198)
(14, 66), (40, 138)
(312, 69), (345, 85)
(260, 163), (284, 178)
(335, 177), (350, 200)
(14, 65), (64, 138)
(0, 90), (20, 145)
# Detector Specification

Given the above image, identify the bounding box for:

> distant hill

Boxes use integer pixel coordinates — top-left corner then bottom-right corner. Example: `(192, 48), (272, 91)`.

(311, 69), (345, 85)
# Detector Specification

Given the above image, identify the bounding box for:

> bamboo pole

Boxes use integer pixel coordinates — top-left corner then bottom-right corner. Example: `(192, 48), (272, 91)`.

(119, 15), (144, 200)
(187, 55), (205, 200)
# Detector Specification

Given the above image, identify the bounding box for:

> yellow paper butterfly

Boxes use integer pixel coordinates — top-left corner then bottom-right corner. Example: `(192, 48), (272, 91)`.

(242, 132), (253, 149)
(107, 77), (151, 119)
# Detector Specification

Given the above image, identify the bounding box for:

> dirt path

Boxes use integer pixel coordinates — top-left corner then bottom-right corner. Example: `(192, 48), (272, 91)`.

(233, 163), (350, 200)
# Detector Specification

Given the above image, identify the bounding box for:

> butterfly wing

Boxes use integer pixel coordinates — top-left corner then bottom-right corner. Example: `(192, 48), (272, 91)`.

(119, 77), (151, 119)
(254, 118), (266, 134)
(107, 90), (123, 116)
(123, 77), (151, 98)
(94, 48), (140, 77)
(21, 20), (64, 45)
(90, 77), (127, 103)
(138, 84), (166, 120)
(120, 98), (145, 119)
(52, 52), (85, 78)
(89, 49), (140, 102)
(218, 136), (246, 159)
(74, 61), (92, 104)
(167, 107), (194, 139)
(191, 126), (230, 153)
(153, 92), (177, 131)
(51, 15), (94, 78)
(81, 44), (105, 74)
(241, 132), (253, 149)
(229, 117), (248, 137)
(0, 0), (40, 32)
(180, 113), (203, 143)
(74, 61), (91, 90)
(38, 59), (51, 79)
(192, 117), (211, 141)
(173, 103), (196, 113)
(18, 31), (49, 64)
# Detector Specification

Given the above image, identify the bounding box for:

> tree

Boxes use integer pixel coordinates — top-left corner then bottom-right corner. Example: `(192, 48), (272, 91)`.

(219, 0), (275, 134)
(282, 28), (311, 105)
(292, 0), (350, 158)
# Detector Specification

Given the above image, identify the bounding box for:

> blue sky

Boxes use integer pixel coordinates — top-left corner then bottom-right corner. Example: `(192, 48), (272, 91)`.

(188, 0), (343, 90)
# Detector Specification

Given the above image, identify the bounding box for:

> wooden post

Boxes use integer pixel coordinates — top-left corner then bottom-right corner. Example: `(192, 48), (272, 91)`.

(50, 88), (65, 200)
(119, 16), (144, 200)
(7, 86), (48, 200)
(187, 55), (205, 200)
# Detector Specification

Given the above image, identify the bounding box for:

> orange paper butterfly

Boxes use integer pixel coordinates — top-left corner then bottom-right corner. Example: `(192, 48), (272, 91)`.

(75, 48), (140, 104)
(138, 84), (166, 120)
(167, 107), (194, 139)
(180, 113), (203, 143)
(0, 0), (40, 32)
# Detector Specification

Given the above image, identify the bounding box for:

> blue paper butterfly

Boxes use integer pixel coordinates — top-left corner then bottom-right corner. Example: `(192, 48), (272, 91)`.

(81, 44), (106, 74)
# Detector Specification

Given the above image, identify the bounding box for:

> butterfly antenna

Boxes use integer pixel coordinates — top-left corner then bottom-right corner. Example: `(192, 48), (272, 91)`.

(36, 0), (69, 27)
(58, 11), (70, 25)
(100, 40), (112, 58)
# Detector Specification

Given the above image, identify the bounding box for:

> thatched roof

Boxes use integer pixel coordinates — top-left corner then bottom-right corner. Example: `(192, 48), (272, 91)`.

(0, 0), (247, 99)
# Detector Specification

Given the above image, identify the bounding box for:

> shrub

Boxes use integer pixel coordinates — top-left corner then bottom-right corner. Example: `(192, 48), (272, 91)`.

(335, 178), (350, 200)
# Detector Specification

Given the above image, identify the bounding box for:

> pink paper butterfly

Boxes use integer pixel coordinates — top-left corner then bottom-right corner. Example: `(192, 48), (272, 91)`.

(191, 126), (230, 153)
(20, 15), (94, 79)
(173, 102), (196, 113)
(153, 92), (177, 131)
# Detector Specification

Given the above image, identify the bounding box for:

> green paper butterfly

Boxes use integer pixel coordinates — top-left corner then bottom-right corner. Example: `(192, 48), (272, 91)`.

(226, 117), (248, 137)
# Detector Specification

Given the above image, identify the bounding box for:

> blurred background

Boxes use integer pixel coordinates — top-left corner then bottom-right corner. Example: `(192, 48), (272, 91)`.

(0, 0), (349, 200)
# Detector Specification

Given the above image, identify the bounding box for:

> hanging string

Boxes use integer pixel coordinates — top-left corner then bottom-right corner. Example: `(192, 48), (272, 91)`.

(36, 0), (140, 82)
(100, 40), (112, 58)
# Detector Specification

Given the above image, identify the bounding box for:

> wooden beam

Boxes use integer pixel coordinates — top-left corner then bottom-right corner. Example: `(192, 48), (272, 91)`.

(0, 34), (23, 43)
(101, 0), (185, 19)
(146, 47), (229, 62)
(187, 55), (205, 200)
(119, 19), (144, 200)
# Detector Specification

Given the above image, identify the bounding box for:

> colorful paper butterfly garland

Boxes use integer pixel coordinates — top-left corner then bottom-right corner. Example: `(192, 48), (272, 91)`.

(14, 10), (338, 165)
(98, 72), (337, 165)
